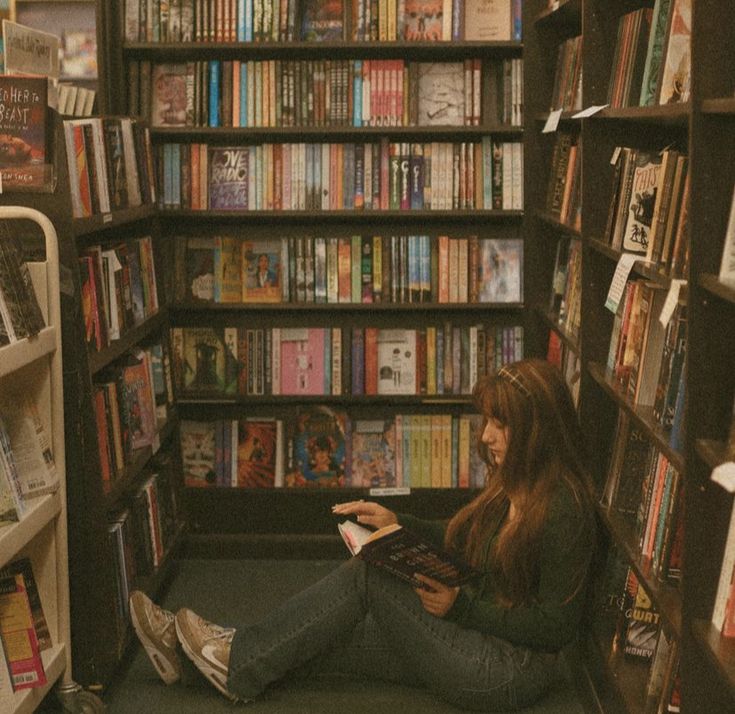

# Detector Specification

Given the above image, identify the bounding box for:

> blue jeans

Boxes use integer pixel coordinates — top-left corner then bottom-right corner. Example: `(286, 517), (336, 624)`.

(227, 558), (560, 711)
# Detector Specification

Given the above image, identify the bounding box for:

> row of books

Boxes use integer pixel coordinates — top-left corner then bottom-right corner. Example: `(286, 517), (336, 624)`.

(546, 331), (580, 408)
(0, 394), (59, 528)
(545, 132), (581, 229)
(62, 117), (157, 218)
(145, 59), (491, 129)
(599, 559), (680, 713)
(0, 558), (52, 694)
(93, 339), (175, 490)
(607, 0), (691, 108)
(605, 147), (689, 276)
(181, 408), (488, 489)
(606, 280), (687, 446)
(123, 0), (522, 44)
(108, 462), (179, 654)
(79, 236), (160, 353)
(157, 139), (524, 211)
(549, 237), (581, 340)
(58, 83), (97, 118)
(174, 234), (523, 306)
(171, 323), (524, 398)
(603, 410), (683, 585)
(0, 229), (46, 346)
(549, 35), (582, 113)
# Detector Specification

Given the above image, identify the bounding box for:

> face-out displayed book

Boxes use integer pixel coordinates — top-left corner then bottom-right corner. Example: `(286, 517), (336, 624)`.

(338, 521), (479, 590)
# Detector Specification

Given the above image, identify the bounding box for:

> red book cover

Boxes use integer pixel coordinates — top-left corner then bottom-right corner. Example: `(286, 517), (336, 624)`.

(0, 573), (47, 691)
(364, 326), (378, 394)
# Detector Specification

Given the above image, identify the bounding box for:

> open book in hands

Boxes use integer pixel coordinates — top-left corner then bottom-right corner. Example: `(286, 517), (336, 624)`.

(337, 521), (480, 591)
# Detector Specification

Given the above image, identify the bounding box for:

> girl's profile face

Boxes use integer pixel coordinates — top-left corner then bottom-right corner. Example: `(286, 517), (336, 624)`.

(481, 417), (509, 467)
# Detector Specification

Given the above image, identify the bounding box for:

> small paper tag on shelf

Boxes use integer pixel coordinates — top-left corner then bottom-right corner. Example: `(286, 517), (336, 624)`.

(542, 109), (563, 134)
(711, 462), (735, 493)
(152, 433), (161, 455)
(605, 253), (638, 313)
(572, 104), (609, 119)
(610, 147), (622, 165)
(103, 213), (113, 223)
(659, 279), (686, 328)
(369, 487), (411, 497)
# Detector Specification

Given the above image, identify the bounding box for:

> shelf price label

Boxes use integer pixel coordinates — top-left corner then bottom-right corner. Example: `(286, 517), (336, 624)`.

(605, 253), (638, 313)
(572, 104), (609, 119)
(659, 279), (686, 328)
(711, 462), (735, 493)
(542, 109), (563, 134)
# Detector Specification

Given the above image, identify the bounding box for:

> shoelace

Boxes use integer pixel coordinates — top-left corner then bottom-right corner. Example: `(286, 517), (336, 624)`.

(201, 619), (235, 644)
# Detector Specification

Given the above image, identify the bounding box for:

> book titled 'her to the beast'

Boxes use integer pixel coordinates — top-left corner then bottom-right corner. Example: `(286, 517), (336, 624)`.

(338, 521), (480, 590)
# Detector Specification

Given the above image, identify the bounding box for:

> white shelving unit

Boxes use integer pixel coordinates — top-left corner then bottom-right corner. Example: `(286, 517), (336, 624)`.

(0, 207), (100, 713)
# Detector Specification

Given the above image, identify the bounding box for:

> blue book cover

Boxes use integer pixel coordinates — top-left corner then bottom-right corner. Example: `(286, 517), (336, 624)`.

(353, 60), (362, 126)
(239, 62), (248, 126)
(209, 60), (221, 128)
(172, 143), (181, 209)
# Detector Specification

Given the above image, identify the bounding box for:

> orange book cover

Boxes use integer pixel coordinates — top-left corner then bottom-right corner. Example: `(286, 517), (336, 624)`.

(364, 327), (378, 394)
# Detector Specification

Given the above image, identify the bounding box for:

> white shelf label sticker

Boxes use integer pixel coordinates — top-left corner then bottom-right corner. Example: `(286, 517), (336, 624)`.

(103, 213), (113, 223)
(605, 253), (638, 313)
(542, 109), (563, 134)
(610, 147), (622, 165)
(711, 462), (735, 493)
(369, 487), (411, 497)
(572, 104), (609, 119)
(659, 279), (686, 328)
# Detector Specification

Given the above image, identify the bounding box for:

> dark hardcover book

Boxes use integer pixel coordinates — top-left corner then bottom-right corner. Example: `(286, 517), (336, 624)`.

(208, 146), (248, 210)
(301, 0), (345, 42)
(338, 521), (480, 589)
(103, 118), (129, 210)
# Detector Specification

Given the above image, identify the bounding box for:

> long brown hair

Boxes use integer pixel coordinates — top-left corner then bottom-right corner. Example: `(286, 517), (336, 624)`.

(445, 358), (595, 607)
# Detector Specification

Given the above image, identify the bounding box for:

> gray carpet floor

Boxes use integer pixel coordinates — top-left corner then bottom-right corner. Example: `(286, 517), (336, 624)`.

(103, 559), (586, 713)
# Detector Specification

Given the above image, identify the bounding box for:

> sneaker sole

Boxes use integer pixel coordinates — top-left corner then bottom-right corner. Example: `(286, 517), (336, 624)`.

(129, 597), (181, 685)
(175, 615), (238, 702)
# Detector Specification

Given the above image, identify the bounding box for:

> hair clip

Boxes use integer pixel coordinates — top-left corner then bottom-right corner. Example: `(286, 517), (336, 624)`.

(497, 366), (532, 398)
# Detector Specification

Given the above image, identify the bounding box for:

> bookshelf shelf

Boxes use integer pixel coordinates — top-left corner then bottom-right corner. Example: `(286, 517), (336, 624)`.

(10, 644), (68, 714)
(587, 361), (685, 474)
(149, 125), (524, 140)
(695, 439), (732, 471)
(699, 273), (735, 306)
(535, 209), (581, 238)
(158, 209), (524, 223)
(87, 309), (167, 375)
(122, 41), (523, 61)
(170, 302), (524, 313)
(600, 505), (682, 638)
(595, 104), (691, 126)
(691, 619), (735, 702)
(0, 493), (63, 571)
(585, 238), (682, 289)
(534, 0), (582, 31)
(701, 98), (735, 116)
(177, 395), (475, 409)
(72, 204), (157, 238)
(0, 326), (57, 379)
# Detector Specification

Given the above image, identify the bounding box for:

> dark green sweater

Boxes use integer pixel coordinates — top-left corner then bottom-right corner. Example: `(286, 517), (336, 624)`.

(397, 484), (596, 653)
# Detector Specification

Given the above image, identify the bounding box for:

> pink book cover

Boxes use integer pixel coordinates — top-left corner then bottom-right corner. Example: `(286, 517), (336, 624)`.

(279, 328), (328, 395)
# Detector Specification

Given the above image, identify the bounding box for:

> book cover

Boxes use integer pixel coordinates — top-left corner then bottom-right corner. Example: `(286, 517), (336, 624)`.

(0, 76), (48, 189)
(179, 420), (217, 487)
(0, 573), (46, 691)
(184, 236), (215, 302)
(350, 418), (397, 488)
(622, 570), (660, 660)
(236, 418), (283, 488)
(476, 238), (523, 303)
(338, 521), (479, 589)
(182, 327), (239, 395)
(213, 235), (242, 303)
(0, 559), (51, 652)
(241, 238), (282, 303)
(376, 329), (417, 395)
(279, 328), (328, 395)
(285, 406), (349, 487)
(639, 0), (673, 106)
(121, 354), (157, 451)
(622, 151), (663, 254)
(463, 0), (512, 42)
(208, 146), (249, 210)
(656, 0), (691, 105)
(416, 63), (465, 126)
(300, 0), (344, 41)
(402, 0), (445, 41)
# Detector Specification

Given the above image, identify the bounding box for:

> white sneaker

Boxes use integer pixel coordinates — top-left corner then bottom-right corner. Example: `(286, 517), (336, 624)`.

(129, 590), (181, 685)
(174, 607), (239, 702)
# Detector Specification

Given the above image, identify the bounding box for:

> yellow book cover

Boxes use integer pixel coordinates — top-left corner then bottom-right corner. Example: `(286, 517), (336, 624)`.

(430, 414), (443, 487)
(426, 325), (437, 394)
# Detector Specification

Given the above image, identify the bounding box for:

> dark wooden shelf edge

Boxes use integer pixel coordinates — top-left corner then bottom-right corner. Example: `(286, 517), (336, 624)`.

(595, 104), (691, 125)
(535, 210), (582, 238)
(534, 0), (582, 30)
(701, 97), (735, 116)
(587, 362), (685, 473)
(88, 311), (167, 375)
(584, 238), (680, 288)
(691, 619), (735, 702)
(170, 301), (524, 312)
(695, 439), (734, 470)
(157, 209), (524, 221)
(699, 273), (735, 305)
(176, 395), (475, 406)
(73, 204), (157, 238)
(150, 125), (524, 138)
(536, 307), (580, 354)
(598, 505), (682, 638)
